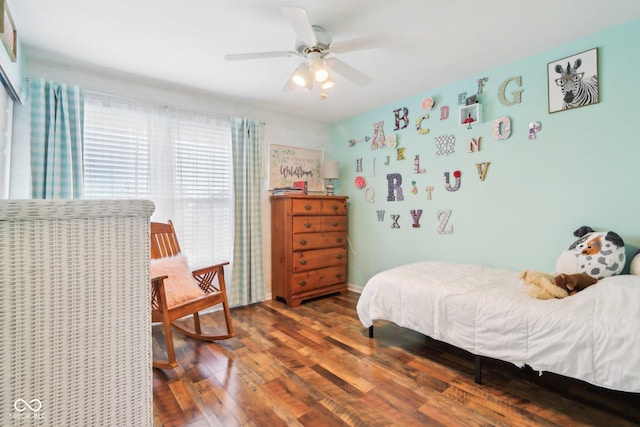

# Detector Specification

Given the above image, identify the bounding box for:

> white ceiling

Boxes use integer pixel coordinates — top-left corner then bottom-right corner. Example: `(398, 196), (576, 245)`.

(9, 0), (640, 123)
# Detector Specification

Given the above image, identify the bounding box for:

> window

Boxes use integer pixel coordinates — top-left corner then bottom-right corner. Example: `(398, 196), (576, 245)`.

(84, 92), (233, 268)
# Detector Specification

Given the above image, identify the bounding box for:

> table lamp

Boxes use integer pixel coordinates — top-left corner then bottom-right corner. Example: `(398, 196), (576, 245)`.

(321, 161), (339, 196)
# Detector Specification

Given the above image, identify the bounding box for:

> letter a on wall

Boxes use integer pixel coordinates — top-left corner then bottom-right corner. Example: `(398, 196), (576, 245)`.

(371, 121), (386, 149)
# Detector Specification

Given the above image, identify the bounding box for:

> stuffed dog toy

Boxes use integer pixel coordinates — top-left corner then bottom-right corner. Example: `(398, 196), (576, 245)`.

(555, 226), (625, 280)
(553, 273), (598, 295)
(520, 270), (568, 300)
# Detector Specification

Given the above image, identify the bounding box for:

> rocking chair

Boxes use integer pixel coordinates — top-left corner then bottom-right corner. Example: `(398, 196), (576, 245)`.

(150, 220), (234, 369)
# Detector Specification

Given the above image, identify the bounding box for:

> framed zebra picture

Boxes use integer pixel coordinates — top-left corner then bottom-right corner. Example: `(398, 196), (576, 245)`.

(548, 48), (599, 113)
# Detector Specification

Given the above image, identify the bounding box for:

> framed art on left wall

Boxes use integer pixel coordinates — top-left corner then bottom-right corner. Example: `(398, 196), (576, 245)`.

(0, 0), (16, 62)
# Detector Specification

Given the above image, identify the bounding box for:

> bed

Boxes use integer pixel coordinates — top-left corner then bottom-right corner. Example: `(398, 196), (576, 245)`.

(356, 261), (640, 393)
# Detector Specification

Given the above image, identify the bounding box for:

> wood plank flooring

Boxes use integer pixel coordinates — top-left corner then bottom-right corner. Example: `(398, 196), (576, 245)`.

(153, 291), (640, 426)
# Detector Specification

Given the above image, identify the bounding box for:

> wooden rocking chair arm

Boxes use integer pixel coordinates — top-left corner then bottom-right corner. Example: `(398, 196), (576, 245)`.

(191, 261), (230, 277)
(151, 275), (169, 311)
(151, 275), (169, 289)
(191, 261), (229, 294)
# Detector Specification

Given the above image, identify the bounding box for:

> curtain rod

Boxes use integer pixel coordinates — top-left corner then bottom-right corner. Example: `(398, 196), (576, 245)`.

(86, 89), (266, 126)
(25, 78), (266, 126)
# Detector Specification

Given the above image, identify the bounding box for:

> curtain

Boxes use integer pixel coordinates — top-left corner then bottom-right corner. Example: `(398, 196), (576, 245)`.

(230, 118), (265, 306)
(29, 79), (85, 199)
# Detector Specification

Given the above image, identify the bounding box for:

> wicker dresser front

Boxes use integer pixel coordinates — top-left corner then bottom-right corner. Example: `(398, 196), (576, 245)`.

(270, 195), (348, 307)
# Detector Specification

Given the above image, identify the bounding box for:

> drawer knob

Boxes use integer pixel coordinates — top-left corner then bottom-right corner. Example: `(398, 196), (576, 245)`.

(332, 205), (339, 211)
(336, 254), (343, 259)
(298, 280), (307, 286)
(332, 221), (339, 227)
(336, 237), (343, 243)
(304, 204), (312, 210)
(300, 259), (307, 265)
(304, 222), (312, 228)
(335, 273), (342, 279)
(299, 239), (307, 245)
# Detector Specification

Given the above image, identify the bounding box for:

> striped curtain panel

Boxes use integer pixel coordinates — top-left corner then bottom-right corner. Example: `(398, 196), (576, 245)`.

(230, 118), (265, 306)
(29, 79), (85, 199)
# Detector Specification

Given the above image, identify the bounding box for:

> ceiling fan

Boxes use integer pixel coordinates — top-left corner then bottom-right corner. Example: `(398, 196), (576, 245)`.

(224, 7), (395, 95)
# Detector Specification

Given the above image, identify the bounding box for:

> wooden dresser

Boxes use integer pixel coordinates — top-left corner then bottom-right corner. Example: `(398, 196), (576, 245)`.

(270, 195), (348, 307)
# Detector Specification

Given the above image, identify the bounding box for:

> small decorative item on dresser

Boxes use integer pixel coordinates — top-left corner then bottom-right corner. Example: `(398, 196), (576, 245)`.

(321, 160), (340, 195)
(293, 180), (308, 194)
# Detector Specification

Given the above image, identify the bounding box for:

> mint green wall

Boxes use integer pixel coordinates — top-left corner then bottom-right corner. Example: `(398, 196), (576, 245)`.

(331, 19), (640, 287)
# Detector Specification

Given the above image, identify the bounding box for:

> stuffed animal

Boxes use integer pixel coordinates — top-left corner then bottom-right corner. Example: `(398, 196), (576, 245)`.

(553, 273), (598, 295)
(520, 270), (568, 300)
(555, 226), (625, 280)
(630, 249), (640, 276)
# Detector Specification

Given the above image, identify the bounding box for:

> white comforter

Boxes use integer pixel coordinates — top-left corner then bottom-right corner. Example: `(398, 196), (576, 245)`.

(356, 261), (640, 393)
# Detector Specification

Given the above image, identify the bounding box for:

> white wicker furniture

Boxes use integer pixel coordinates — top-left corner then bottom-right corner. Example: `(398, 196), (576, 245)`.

(0, 199), (155, 426)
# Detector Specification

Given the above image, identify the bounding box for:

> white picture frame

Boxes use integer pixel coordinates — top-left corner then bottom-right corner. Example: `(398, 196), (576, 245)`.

(268, 144), (324, 192)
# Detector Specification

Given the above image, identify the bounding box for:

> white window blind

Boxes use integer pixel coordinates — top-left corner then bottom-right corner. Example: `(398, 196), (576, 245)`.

(83, 93), (233, 269)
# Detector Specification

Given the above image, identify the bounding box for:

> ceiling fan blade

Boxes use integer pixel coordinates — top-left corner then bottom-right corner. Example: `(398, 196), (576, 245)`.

(281, 6), (317, 46)
(224, 51), (297, 61)
(331, 31), (403, 54)
(326, 58), (372, 86)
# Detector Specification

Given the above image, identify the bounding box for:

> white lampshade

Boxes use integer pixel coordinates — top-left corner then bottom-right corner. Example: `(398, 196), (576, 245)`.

(321, 161), (340, 180)
(292, 63), (312, 87)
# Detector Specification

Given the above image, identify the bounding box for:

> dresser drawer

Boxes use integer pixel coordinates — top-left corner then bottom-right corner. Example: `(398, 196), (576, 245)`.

(292, 214), (347, 233)
(322, 216), (346, 231)
(291, 265), (346, 293)
(292, 232), (346, 251)
(322, 199), (347, 215)
(292, 216), (324, 233)
(292, 199), (322, 215)
(292, 247), (346, 272)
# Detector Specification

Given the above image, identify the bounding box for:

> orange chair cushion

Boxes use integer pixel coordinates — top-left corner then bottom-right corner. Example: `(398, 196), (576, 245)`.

(150, 254), (204, 307)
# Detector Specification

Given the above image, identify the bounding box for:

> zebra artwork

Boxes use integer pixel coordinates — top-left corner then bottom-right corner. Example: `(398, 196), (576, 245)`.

(554, 58), (599, 109)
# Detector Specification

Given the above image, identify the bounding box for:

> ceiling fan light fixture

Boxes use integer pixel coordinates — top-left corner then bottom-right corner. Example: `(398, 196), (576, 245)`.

(321, 78), (334, 89)
(292, 63), (311, 86)
(314, 63), (329, 82)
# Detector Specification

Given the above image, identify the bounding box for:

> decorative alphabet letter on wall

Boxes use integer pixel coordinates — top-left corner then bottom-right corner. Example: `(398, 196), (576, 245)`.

(371, 121), (386, 149)
(497, 76), (524, 106)
(477, 76), (489, 94)
(386, 173), (404, 201)
(468, 137), (481, 153)
(444, 170), (461, 192)
(434, 134), (455, 156)
(437, 210), (453, 234)
(440, 106), (449, 120)
(476, 162), (490, 181)
(416, 114), (430, 135)
(393, 108), (410, 131)
(410, 209), (423, 228)
(493, 117), (512, 140)
(414, 155), (426, 173)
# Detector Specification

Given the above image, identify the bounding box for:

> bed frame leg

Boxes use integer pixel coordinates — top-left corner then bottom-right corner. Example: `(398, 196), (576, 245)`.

(474, 355), (482, 384)
(368, 325), (374, 338)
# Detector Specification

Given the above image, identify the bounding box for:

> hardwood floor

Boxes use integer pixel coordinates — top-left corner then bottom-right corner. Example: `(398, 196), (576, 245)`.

(152, 292), (640, 426)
